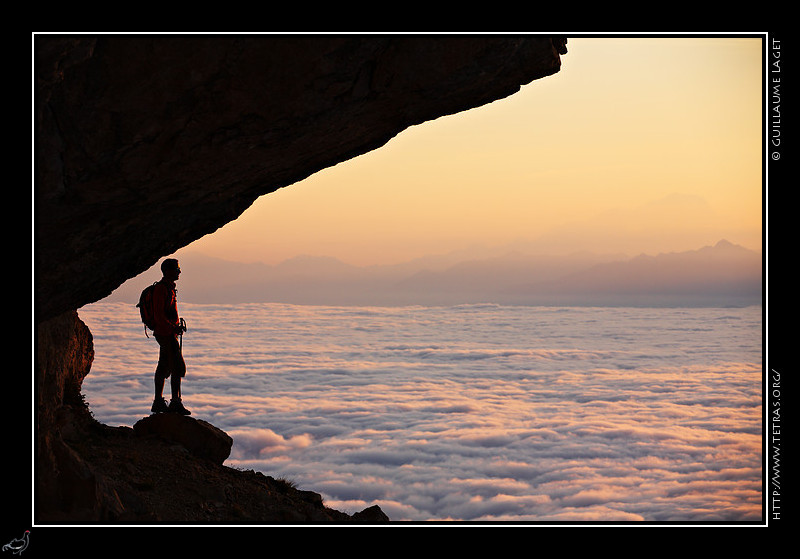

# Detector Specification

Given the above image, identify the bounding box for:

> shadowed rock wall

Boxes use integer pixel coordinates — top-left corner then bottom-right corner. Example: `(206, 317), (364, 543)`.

(35, 35), (566, 323)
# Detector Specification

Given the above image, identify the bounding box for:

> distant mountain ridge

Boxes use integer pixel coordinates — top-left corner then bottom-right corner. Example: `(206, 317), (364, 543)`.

(104, 240), (762, 308)
(502, 239), (761, 307)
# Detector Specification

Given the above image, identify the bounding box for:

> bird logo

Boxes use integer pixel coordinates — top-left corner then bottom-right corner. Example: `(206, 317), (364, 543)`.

(2, 531), (29, 555)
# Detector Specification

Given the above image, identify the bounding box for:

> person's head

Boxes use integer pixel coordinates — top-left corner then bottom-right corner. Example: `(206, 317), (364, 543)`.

(161, 258), (181, 281)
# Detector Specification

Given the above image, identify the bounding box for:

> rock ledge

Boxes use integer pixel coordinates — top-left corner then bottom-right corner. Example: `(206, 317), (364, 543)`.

(39, 403), (388, 524)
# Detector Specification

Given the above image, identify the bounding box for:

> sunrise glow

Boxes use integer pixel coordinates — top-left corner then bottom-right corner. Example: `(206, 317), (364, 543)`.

(187, 37), (762, 267)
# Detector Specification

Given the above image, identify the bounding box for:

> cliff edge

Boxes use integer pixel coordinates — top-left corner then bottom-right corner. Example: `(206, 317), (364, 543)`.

(35, 312), (388, 524)
(42, 398), (387, 523)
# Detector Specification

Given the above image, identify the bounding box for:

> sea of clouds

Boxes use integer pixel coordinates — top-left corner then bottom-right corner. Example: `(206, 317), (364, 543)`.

(78, 302), (763, 523)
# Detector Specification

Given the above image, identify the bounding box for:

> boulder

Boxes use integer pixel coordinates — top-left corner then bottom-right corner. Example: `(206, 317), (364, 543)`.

(351, 504), (391, 523)
(133, 413), (233, 465)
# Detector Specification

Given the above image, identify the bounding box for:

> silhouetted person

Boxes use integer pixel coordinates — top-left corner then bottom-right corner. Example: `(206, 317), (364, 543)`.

(151, 258), (190, 415)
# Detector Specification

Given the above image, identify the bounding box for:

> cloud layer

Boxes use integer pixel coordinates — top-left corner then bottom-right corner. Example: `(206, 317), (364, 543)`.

(79, 302), (763, 522)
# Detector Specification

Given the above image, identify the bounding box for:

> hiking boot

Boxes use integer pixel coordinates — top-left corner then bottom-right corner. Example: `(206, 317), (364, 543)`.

(168, 399), (191, 416)
(151, 397), (169, 414)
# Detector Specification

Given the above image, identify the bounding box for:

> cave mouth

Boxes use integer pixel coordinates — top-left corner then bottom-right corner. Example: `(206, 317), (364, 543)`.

(35, 35), (568, 522)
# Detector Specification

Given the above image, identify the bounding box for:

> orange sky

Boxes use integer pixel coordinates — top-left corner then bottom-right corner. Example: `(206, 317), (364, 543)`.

(185, 36), (763, 266)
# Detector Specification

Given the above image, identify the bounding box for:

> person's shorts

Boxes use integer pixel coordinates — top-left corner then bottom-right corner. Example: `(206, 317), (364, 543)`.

(154, 334), (186, 379)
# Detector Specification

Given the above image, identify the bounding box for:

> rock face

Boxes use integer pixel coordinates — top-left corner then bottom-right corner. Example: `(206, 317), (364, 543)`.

(35, 35), (566, 322)
(33, 34), (567, 523)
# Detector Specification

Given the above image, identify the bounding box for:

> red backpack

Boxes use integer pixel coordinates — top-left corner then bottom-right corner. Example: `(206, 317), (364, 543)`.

(136, 282), (160, 337)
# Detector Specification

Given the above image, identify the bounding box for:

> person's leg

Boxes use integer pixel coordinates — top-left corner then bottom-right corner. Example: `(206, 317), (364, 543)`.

(154, 374), (166, 398)
(170, 342), (186, 401)
(152, 337), (171, 413)
(164, 336), (189, 415)
(170, 373), (180, 401)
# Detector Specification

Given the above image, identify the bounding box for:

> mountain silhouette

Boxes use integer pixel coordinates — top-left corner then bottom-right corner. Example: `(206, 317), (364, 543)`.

(102, 240), (761, 308)
(504, 240), (761, 306)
